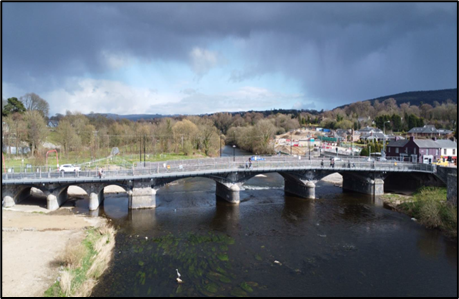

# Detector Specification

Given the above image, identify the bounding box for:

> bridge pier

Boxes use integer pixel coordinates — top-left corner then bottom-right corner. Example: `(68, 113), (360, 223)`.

(89, 190), (105, 211)
(2, 195), (15, 208)
(342, 173), (384, 195)
(216, 182), (241, 204)
(284, 179), (315, 199)
(128, 187), (157, 209)
(46, 187), (69, 211)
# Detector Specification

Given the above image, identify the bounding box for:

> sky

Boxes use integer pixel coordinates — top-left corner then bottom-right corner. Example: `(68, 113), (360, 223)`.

(2, 2), (457, 116)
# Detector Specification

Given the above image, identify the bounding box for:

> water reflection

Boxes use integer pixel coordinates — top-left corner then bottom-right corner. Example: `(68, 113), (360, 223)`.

(281, 196), (315, 225)
(128, 209), (158, 234)
(208, 199), (241, 234)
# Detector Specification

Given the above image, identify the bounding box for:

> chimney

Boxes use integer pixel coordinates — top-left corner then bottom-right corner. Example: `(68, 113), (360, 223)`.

(410, 136), (414, 142)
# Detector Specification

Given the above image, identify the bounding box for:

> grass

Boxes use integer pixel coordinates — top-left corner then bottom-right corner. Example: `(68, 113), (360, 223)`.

(44, 224), (116, 297)
(3, 146), (209, 172)
(398, 187), (457, 238)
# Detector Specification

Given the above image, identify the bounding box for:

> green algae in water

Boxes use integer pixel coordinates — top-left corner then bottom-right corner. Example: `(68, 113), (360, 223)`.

(240, 282), (254, 293)
(217, 254), (229, 262)
(255, 254), (263, 261)
(219, 275), (231, 284)
(231, 287), (248, 297)
(176, 285), (184, 294)
(204, 282), (219, 293)
(216, 266), (227, 275)
(138, 261), (145, 266)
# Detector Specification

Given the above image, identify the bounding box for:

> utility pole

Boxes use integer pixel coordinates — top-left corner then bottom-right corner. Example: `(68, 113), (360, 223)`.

(139, 136), (142, 164)
(144, 135), (146, 167)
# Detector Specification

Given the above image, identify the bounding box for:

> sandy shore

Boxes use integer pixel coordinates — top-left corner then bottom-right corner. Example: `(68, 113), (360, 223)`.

(2, 209), (105, 297)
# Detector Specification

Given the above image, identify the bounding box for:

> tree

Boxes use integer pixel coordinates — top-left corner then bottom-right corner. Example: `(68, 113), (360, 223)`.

(24, 110), (49, 156)
(20, 93), (50, 118)
(2, 97), (26, 117)
(56, 120), (81, 155)
(4, 113), (27, 155)
(252, 119), (277, 154)
(391, 114), (402, 132)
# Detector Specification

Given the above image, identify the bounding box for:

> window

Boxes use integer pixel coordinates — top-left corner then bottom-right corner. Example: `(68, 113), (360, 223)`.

(436, 149), (438, 155)
(444, 149), (447, 155)
(414, 148), (416, 154)
(388, 148), (391, 153)
(396, 148), (399, 154)
(454, 149), (456, 155)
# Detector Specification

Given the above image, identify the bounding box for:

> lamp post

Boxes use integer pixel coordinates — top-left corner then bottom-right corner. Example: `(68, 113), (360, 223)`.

(290, 131), (293, 155)
(233, 145), (236, 162)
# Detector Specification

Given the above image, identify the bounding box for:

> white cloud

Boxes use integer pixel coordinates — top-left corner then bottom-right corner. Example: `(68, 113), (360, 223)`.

(189, 47), (222, 78)
(43, 78), (181, 115)
(101, 51), (132, 70)
(148, 86), (305, 115)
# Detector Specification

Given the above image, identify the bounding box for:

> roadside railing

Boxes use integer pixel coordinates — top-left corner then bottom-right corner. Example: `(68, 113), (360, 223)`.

(2, 156), (436, 182)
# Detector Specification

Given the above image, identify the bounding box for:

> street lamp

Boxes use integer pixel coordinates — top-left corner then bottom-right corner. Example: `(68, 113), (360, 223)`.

(233, 145), (236, 162)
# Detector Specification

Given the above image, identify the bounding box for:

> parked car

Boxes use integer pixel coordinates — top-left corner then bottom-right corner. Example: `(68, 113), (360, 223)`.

(59, 164), (81, 172)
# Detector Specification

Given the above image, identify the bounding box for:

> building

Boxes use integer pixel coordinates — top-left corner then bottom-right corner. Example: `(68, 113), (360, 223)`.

(386, 136), (441, 163)
(408, 125), (453, 138)
(360, 132), (387, 142)
(358, 126), (383, 134)
(436, 139), (457, 161)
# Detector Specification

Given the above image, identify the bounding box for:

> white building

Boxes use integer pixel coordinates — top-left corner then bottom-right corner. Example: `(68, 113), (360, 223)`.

(435, 139), (457, 158)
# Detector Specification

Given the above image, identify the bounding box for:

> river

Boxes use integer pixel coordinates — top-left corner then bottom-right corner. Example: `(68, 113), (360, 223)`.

(71, 146), (457, 297)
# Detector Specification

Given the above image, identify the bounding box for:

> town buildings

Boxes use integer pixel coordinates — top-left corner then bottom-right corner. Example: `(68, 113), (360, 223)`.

(387, 136), (457, 163)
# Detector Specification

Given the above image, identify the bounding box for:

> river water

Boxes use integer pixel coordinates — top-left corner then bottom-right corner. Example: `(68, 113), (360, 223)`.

(72, 146), (456, 297)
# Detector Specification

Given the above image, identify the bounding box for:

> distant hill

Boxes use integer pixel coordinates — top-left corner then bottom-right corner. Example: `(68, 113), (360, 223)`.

(337, 88), (457, 109)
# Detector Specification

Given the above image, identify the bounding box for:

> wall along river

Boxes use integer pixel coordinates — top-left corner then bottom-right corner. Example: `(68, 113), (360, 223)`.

(69, 146), (457, 297)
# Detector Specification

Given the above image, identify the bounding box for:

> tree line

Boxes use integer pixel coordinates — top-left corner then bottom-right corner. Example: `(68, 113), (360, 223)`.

(2, 93), (457, 163)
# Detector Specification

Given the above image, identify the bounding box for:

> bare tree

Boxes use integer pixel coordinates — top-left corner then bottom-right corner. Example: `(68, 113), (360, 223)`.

(24, 110), (49, 156)
(20, 93), (50, 118)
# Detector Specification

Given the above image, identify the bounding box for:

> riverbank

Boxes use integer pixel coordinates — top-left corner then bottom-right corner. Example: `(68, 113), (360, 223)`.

(2, 207), (116, 297)
(382, 187), (457, 238)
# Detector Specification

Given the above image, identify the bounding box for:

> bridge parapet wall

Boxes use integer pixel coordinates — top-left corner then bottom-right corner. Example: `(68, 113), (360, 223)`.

(447, 173), (457, 206)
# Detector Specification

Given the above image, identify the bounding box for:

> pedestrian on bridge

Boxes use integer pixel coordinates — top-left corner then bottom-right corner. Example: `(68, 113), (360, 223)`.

(321, 159), (324, 168)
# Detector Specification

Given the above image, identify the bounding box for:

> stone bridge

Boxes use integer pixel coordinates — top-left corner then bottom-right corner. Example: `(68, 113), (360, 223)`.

(2, 156), (449, 211)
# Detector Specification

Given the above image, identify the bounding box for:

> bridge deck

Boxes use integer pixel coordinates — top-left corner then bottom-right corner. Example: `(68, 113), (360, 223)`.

(2, 156), (436, 185)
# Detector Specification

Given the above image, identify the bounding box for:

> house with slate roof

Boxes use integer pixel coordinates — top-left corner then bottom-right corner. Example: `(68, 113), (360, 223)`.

(408, 125), (453, 138)
(386, 136), (442, 163)
(436, 139), (457, 161)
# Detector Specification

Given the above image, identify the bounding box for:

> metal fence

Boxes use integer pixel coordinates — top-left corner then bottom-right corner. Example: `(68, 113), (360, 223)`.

(2, 156), (436, 182)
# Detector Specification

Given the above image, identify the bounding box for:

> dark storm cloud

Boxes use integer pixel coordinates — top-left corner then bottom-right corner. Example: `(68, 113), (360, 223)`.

(2, 2), (457, 108)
